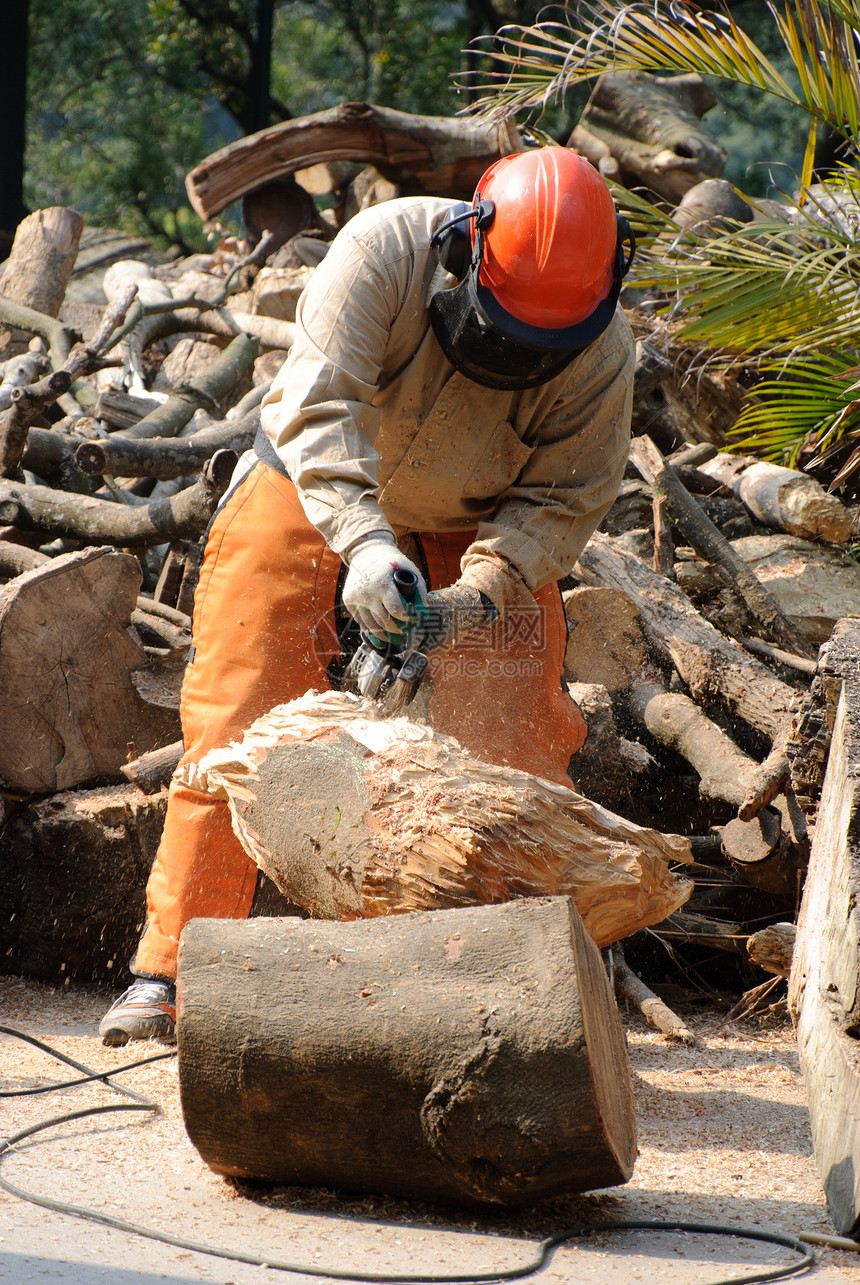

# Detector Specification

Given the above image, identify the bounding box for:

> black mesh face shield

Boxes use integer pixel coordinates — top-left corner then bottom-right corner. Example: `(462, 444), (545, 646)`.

(428, 200), (634, 392)
(428, 273), (591, 391)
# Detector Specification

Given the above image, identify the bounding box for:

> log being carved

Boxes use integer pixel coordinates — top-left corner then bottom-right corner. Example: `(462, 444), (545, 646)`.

(178, 689), (693, 947)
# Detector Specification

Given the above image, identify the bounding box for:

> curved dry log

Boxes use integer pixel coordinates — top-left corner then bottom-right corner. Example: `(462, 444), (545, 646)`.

(186, 101), (523, 220)
(75, 408), (259, 480)
(0, 449), (237, 547)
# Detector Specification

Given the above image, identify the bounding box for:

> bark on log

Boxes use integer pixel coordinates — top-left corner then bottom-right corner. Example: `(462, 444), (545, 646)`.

(176, 896), (638, 1205)
(185, 101), (523, 220)
(0, 782), (166, 983)
(789, 616), (860, 1237)
(0, 547), (180, 792)
(0, 449), (236, 547)
(629, 435), (818, 661)
(74, 407), (259, 480)
(569, 72), (728, 204)
(181, 690), (693, 948)
(0, 208), (84, 356)
(575, 533), (800, 743)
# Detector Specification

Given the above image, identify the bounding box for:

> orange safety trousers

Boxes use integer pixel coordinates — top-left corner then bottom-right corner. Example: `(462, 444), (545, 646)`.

(134, 461), (586, 980)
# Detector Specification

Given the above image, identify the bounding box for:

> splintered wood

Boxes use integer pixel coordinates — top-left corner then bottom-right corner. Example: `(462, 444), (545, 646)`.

(178, 689), (693, 947)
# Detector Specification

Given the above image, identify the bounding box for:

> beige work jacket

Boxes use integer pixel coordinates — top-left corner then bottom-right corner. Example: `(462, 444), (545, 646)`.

(260, 197), (635, 611)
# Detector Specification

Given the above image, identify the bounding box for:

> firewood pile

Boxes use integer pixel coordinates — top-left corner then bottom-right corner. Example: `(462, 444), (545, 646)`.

(1, 84), (857, 1036)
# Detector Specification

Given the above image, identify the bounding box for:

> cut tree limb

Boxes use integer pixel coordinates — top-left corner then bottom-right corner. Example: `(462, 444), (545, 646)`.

(74, 407), (260, 479)
(177, 896), (637, 1205)
(0, 449), (237, 547)
(575, 533), (801, 743)
(185, 101), (523, 220)
(629, 434), (818, 661)
(611, 946), (700, 1046)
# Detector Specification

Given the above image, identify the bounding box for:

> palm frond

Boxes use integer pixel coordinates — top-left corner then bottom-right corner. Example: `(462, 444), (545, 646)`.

(465, 1), (860, 145)
(622, 189), (860, 355)
(730, 352), (860, 467)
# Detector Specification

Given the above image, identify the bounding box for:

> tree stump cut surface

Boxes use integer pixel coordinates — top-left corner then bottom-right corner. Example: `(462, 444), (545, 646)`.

(0, 547), (179, 791)
(789, 617), (860, 1236)
(177, 896), (637, 1207)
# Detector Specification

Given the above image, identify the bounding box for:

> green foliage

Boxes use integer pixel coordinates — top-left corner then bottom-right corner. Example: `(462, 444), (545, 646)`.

(24, 0), (494, 253)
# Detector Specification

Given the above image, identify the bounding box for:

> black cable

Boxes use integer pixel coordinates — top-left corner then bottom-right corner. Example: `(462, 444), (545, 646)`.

(0, 1025), (817, 1285)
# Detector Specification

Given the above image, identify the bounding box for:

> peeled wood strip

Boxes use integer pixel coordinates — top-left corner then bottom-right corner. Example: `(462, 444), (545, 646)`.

(179, 689), (693, 949)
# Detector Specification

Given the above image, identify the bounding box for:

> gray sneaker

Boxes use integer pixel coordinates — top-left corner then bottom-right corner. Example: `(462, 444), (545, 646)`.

(99, 978), (176, 1046)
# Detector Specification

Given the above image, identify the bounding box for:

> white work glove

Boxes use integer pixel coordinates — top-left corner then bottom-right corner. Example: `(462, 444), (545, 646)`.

(343, 533), (428, 639)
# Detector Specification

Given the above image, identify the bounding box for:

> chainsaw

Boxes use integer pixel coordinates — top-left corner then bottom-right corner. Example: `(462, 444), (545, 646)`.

(343, 567), (432, 714)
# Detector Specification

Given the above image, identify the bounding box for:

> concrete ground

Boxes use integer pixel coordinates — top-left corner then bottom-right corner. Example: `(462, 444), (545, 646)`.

(1, 974), (858, 1285)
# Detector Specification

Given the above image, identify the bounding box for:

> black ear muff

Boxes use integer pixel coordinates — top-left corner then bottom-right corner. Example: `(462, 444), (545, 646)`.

(431, 201), (473, 280)
(616, 213), (636, 279)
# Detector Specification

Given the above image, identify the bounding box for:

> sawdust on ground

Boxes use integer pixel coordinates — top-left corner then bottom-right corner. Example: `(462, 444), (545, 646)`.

(1, 974), (858, 1284)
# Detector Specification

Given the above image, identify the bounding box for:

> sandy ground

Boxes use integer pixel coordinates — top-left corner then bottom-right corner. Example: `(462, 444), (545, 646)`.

(1, 974), (859, 1285)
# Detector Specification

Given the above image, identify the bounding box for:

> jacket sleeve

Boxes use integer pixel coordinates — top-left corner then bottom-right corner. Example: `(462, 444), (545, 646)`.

(458, 310), (635, 612)
(259, 222), (410, 557)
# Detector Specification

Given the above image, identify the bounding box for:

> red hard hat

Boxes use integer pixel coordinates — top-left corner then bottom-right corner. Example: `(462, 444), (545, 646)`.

(473, 147), (619, 329)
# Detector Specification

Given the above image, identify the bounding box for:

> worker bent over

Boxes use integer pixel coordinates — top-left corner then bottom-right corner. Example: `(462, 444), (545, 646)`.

(99, 146), (636, 1046)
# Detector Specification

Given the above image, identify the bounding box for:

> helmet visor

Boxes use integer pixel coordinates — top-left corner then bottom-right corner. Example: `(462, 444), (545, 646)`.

(429, 273), (588, 391)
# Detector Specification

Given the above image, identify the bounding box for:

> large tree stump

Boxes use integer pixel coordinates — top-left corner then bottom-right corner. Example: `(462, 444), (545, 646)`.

(0, 782), (167, 983)
(180, 690), (693, 948)
(177, 895), (637, 1206)
(0, 547), (179, 792)
(789, 617), (860, 1237)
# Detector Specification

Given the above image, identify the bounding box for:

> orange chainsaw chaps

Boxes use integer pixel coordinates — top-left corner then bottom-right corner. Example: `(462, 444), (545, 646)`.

(134, 463), (585, 980)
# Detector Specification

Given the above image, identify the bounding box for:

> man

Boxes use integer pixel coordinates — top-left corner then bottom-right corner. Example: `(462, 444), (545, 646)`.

(99, 145), (636, 1045)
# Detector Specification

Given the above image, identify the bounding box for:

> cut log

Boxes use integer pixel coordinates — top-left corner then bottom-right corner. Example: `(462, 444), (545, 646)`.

(698, 454), (859, 544)
(563, 584), (788, 818)
(747, 922), (795, 978)
(575, 533), (800, 743)
(0, 547), (180, 792)
(180, 689), (693, 949)
(74, 407), (259, 480)
(185, 101), (523, 220)
(0, 782), (166, 983)
(0, 207), (84, 356)
(177, 895), (637, 1205)
(569, 71), (728, 204)
(789, 616), (860, 1237)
